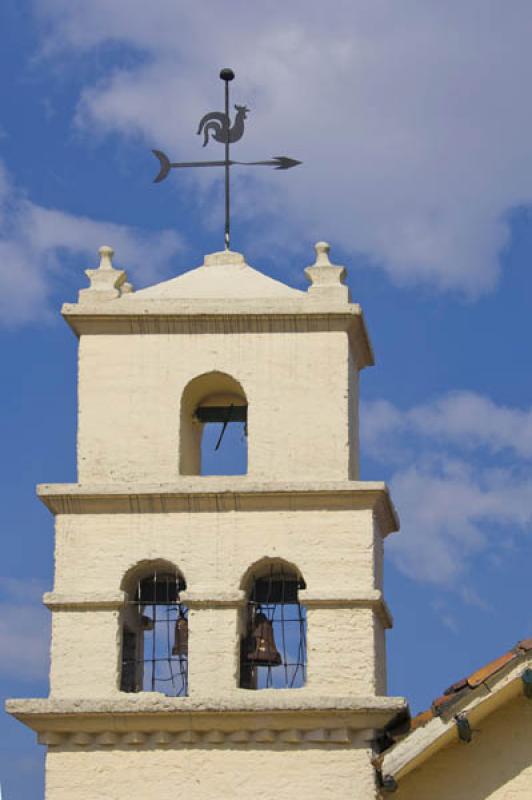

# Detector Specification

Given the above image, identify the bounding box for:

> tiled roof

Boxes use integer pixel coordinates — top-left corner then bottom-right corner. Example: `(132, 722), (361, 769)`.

(409, 637), (532, 733)
(377, 636), (532, 786)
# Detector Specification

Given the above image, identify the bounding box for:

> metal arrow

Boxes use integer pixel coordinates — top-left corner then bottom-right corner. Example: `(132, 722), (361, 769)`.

(152, 152), (301, 183)
(151, 68), (302, 249)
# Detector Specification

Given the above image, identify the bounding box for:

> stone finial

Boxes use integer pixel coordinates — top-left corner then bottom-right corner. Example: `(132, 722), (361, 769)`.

(78, 245), (134, 303)
(304, 242), (350, 302)
(98, 245), (115, 270)
(313, 241), (333, 266)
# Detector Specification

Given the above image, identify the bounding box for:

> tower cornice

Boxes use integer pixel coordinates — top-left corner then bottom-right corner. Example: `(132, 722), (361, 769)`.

(61, 303), (374, 369)
(6, 694), (407, 743)
(36, 480), (399, 536)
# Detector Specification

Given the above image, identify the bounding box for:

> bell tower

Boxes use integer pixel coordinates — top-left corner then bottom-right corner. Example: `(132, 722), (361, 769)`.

(7, 242), (406, 799)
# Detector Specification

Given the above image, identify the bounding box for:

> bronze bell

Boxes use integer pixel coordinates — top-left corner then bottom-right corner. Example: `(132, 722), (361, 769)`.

(245, 612), (282, 667)
(140, 614), (154, 632)
(172, 613), (188, 656)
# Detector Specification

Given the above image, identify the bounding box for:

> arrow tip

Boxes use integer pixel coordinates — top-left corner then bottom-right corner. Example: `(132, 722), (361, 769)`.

(273, 156), (302, 170)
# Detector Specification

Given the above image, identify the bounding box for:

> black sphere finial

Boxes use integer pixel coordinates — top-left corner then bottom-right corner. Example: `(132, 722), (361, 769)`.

(220, 68), (235, 82)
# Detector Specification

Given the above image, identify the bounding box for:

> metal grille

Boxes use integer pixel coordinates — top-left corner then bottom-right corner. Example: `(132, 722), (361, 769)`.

(121, 572), (188, 697)
(240, 567), (307, 690)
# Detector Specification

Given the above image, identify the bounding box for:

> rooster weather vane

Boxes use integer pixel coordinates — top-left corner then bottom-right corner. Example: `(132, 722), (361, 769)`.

(152, 68), (302, 250)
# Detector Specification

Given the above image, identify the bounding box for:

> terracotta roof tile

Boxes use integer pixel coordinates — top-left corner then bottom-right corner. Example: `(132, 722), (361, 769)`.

(410, 708), (433, 731)
(444, 677), (468, 695)
(466, 650), (516, 688)
(432, 693), (450, 711)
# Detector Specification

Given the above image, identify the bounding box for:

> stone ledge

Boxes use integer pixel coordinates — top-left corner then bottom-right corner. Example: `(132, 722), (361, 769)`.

(7, 694), (406, 735)
(300, 590), (393, 628)
(43, 592), (126, 611)
(40, 590), (393, 626)
(36, 480), (399, 535)
(7, 693), (406, 715)
(62, 300), (363, 317)
(179, 591), (246, 608)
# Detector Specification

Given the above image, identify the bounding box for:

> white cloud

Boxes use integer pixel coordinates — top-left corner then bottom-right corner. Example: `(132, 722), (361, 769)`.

(0, 578), (49, 682)
(387, 459), (532, 584)
(34, 0), (532, 294)
(0, 161), (183, 326)
(363, 391), (532, 460)
(361, 393), (532, 585)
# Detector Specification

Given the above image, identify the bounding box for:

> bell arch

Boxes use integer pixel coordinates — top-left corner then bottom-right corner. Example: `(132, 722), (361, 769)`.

(119, 560), (188, 697)
(239, 558), (307, 690)
(120, 558), (186, 596)
(179, 370), (248, 475)
(239, 557), (305, 593)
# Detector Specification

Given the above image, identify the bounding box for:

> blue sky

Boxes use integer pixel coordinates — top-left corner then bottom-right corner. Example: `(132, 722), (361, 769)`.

(2, 2), (532, 797)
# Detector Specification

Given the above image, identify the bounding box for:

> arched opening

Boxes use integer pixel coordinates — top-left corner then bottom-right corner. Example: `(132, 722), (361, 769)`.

(180, 371), (248, 476)
(120, 562), (188, 696)
(239, 559), (307, 690)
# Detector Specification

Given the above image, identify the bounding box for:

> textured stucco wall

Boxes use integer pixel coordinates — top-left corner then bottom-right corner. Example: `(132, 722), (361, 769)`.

(49, 610), (121, 697)
(45, 741), (378, 800)
(396, 697), (532, 800)
(49, 507), (387, 697)
(348, 351), (360, 479)
(77, 330), (356, 483)
(305, 606), (384, 695)
(53, 508), (378, 595)
(372, 514), (387, 696)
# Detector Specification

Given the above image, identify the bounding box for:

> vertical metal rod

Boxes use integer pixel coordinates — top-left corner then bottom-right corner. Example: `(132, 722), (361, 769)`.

(223, 76), (231, 250)
(151, 572), (157, 691)
(280, 569), (289, 688)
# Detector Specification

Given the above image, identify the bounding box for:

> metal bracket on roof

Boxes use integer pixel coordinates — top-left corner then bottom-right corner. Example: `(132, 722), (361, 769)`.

(373, 763), (399, 792)
(376, 770), (398, 793)
(455, 713), (472, 743)
(521, 668), (532, 698)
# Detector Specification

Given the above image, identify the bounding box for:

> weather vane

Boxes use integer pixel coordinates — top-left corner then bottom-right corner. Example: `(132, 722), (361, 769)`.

(152, 68), (302, 250)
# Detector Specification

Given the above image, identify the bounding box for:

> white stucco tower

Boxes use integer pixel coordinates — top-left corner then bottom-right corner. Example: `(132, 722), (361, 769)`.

(8, 242), (405, 799)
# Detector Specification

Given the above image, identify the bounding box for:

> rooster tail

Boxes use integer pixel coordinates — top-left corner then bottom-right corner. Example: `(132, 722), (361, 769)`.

(197, 112), (227, 147)
(198, 121), (220, 147)
(197, 114), (212, 147)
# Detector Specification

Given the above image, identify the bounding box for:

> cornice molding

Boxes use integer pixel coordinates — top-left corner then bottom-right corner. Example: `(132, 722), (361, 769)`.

(7, 694), (407, 739)
(60, 304), (374, 370)
(36, 481), (399, 536)
(36, 726), (357, 749)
